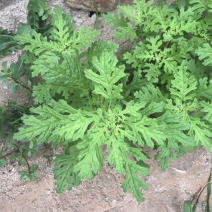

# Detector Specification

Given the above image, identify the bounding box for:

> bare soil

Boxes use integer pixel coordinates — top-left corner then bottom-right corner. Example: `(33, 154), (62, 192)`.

(0, 146), (211, 212)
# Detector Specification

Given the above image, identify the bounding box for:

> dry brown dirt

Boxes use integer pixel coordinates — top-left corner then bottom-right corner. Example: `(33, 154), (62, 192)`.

(0, 146), (211, 212)
(0, 0), (212, 212)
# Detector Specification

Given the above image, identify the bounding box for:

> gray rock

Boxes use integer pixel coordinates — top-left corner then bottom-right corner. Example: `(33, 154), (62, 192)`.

(0, 0), (24, 10)
(65, 0), (134, 12)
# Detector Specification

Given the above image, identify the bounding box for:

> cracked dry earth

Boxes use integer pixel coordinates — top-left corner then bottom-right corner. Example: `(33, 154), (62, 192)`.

(0, 0), (212, 212)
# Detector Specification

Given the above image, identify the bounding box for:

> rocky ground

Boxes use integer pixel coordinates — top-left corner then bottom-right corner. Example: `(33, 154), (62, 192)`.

(0, 0), (212, 212)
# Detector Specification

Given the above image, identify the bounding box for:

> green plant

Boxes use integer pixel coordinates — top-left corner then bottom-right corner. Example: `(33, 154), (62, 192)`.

(0, 59), (33, 94)
(0, 0), (54, 93)
(0, 0), (50, 58)
(0, 0), (53, 183)
(103, 0), (212, 167)
(0, 101), (40, 182)
(0, 0), (211, 203)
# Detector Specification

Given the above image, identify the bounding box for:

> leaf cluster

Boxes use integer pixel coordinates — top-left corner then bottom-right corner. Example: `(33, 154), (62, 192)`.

(0, 0), (53, 185)
(0, 101), (40, 183)
(0, 0), (52, 94)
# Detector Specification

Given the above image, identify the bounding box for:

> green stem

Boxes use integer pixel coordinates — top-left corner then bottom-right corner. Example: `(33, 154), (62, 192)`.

(0, 149), (18, 159)
(10, 77), (32, 93)
(119, 40), (129, 47)
(13, 143), (31, 174)
(22, 153), (31, 174)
